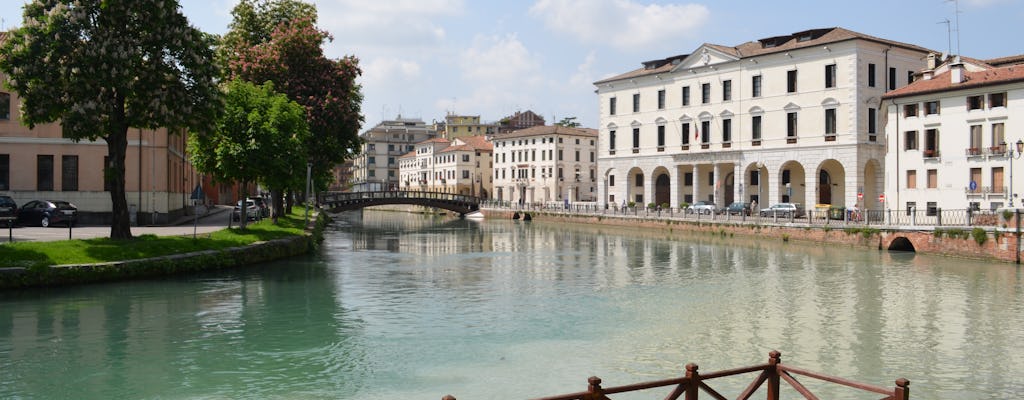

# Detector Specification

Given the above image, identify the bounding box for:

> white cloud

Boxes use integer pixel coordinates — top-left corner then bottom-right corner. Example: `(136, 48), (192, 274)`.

(317, 0), (465, 50)
(460, 34), (542, 84)
(529, 0), (710, 50)
(569, 51), (597, 87)
(362, 57), (422, 85)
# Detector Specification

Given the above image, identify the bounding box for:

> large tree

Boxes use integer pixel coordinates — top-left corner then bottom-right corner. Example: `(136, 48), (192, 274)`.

(188, 79), (308, 227)
(225, 7), (362, 214)
(0, 0), (221, 239)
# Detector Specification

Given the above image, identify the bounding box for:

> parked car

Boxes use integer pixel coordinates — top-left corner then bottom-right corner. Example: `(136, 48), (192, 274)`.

(0, 195), (17, 227)
(724, 201), (752, 216)
(15, 200), (77, 227)
(232, 199), (259, 221)
(686, 201), (717, 215)
(759, 203), (805, 218)
(252, 197), (270, 218)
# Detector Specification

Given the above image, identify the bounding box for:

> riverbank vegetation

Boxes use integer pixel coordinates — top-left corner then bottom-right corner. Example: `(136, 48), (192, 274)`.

(0, 209), (310, 270)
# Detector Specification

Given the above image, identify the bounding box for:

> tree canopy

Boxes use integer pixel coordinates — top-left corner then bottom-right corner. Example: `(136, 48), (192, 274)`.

(0, 0), (221, 239)
(554, 117), (581, 127)
(225, 6), (363, 195)
(188, 79), (308, 226)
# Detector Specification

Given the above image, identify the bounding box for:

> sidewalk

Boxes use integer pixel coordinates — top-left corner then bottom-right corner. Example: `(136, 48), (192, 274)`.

(167, 204), (232, 227)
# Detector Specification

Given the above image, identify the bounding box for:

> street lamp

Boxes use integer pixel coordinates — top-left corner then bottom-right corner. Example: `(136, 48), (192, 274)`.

(304, 161), (312, 225)
(1005, 139), (1024, 207)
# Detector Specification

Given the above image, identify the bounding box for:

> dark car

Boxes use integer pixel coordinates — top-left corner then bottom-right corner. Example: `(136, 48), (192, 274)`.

(0, 195), (17, 227)
(724, 201), (751, 216)
(16, 200), (77, 227)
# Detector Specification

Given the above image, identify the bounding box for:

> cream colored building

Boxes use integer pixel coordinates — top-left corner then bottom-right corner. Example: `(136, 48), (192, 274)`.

(443, 113), (499, 139)
(883, 56), (1024, 213)
(595, 27), (931, 211)
(492, 125), (598, 204)
(352, 117), (438, 192)
(0, 74), (202, 224)
(398, 136), (493, 197)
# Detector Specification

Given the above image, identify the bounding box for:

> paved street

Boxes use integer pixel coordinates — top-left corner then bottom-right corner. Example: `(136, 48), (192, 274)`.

(0, 206), (236, 243)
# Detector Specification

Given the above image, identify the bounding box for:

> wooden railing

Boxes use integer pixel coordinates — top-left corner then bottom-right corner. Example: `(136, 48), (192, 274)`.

(441, 351), (909, 400)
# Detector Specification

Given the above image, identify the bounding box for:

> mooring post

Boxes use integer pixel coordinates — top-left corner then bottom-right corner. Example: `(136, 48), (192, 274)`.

(893, 378), (910, 400)
(442, 395), (456, 400)
(684, 363), (700, 400)
(767, 350), (781, 400)
(585, 376), (611, 400)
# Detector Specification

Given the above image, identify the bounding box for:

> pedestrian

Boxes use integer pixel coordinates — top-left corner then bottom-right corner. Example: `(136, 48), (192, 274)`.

(751, 199), (757, 213)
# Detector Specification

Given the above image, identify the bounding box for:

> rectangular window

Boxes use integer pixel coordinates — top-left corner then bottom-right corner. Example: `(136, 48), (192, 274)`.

(903, 103), (918, 117)
(752, 75), (762, 98)
(990, 92), (1007, 108)
(825, 64), (836, 88)
(925, 101), (940, 115)
(925, 129), (940, 156)
(889, 67), (897, 90)
(722, 80), (732, 101)
(0, 93), (9, 120)
(750, 170), (760, 185)
(787, 70), (797, 92)
(868, 63), (876, 87)
(635, 174), (643, 187)
(926, 201), (937, 216)
(906, 170), (917, 189)
(970, 168), (982, 193)
(657, 125), (665, 148)
(722, 119), (732, 143)
(632, 128), (640, 150)
(993, 167), (1005, 193)
(609, 130), (616, 151)
(908, 70), (914, 84)
(684, 172), (693, 186)
(905, 131), (918, 150)
(752, 116), (762, 140)
(782, 169), (791, 185)
(0, 154), (8, 190)
(970, 125), (983, 151)
(37, 155), (54, 191)
(558, 149), (563, 161)
(681, 123), (690, 145)
(657, 89), (665, 109)
(701, 121), (711, 144)
(927, 169), (938, 188)
(967, 95), (984, 111)
(906, 201), (916, 215)
(787, 112), (798, 137)
(609, 97), (616, 115)
(824, 109), (836, 135)
(575, 150), (580, 162)
(682, 86), (690, 106)
(632, 93), (640, 112)
(61, 155), (78, 191)
(993, 123), (1005, 149)
(868, 108), (877, 134)
(368, 156), (376, 164)
(462, 170), (469, 179)
(701, 83), (711, 104)
(609, 175), (615, 186)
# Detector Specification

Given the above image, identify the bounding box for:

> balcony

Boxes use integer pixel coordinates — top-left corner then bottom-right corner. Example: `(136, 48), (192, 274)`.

(923, 149), (939, 158)
(989, 145), (1007, 156)
(965, 147), (982, 157)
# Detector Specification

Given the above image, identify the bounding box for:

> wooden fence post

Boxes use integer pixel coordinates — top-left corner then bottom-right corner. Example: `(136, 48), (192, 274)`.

(442, 395), (456, 400)
(893, 378), (910, 400)
(586, 376), (611, 400)
(767, 350), (781, 400)
(685, 363), (700, 400)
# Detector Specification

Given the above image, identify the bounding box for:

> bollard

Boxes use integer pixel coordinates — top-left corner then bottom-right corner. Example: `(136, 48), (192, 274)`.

(767, 350), (782, 400)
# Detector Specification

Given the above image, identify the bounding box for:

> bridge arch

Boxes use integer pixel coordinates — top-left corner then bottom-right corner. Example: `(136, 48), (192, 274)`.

(321, 191), (481, 216)
(887, 236), (917, 252)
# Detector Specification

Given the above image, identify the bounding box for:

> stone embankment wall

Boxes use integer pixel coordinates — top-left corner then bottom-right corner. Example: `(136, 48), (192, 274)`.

(487, 209), (1021, 263)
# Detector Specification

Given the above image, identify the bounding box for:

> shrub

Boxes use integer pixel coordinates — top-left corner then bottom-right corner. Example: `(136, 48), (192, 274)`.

(647, 202), (657, 209)
(661, 202), (670, 210)
(972, 227), (988, 245)
(627, 202), (636, 208)
(679, 202), (689, 209)
(1003, 210), (1015, 222)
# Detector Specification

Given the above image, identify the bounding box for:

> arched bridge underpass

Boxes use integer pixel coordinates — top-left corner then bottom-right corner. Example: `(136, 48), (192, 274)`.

(320, 191), (481, 216)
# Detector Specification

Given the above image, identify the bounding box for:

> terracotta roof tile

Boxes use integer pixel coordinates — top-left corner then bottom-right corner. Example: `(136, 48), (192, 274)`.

(883, 65), (1024, 99)
(986, 54), (1024, 67)
(496, 125), (597, 139)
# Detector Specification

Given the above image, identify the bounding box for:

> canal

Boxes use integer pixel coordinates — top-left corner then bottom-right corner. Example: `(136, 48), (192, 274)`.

(1, 210), (1022, 399)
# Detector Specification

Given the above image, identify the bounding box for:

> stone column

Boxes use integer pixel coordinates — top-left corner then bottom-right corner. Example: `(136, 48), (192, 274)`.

(644, 168), (654, 206)
(670, 165), (680, 209)
(734, 162), (744, 204)
(692, 164), (702, 204)
(713, 163), (722, 206)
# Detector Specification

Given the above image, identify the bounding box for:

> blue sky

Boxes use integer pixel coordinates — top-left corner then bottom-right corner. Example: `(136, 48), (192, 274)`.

(2, 0), (1022, 129)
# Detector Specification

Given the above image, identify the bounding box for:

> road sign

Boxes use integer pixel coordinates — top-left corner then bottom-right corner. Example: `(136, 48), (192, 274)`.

(857, 192), (863, 199)
(969, 180), (978, 191)
(190, 184), (204, 201)
(878, 193), (886, 203)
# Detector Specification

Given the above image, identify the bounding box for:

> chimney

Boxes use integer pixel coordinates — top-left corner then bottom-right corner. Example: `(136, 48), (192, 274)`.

(927, 53), (937, 69)
(950, 61), (965, 84)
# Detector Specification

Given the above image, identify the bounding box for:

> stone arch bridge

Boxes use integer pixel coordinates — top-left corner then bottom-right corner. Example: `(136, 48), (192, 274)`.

(320, 191), (481, 216)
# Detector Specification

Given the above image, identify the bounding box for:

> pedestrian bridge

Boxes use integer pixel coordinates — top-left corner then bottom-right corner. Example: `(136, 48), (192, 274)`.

(320, 191), (481, 216)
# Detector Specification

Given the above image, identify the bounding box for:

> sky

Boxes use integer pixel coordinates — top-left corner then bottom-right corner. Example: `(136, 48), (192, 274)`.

(1, 0), (1022, 130)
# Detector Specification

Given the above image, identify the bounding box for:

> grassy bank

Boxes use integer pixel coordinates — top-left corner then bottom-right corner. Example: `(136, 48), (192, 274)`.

(0, 209), (309, 269)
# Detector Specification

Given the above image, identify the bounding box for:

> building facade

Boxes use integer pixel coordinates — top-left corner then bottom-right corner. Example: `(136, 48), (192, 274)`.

(497, 110), (546, 133)
(0, 74), (206, 224)
(883, 57), (1024, 213)
(443, 113), (498, 139)
(492, 125), (598, 204)
(595, 28), (931, 211)
(398, 136), (493, 197)
(351, 117), (438, 192)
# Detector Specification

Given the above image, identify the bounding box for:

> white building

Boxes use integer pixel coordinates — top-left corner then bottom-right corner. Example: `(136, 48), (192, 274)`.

(492, 125), (598, 204)
(398, 136), (493, 197)
(883, 55), (1024, 213)
(595, 27), (931, 212)
(352, 117), (438, 192)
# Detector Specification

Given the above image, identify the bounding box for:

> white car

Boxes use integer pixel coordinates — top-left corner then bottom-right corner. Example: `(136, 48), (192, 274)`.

(686, 201), (717, 215)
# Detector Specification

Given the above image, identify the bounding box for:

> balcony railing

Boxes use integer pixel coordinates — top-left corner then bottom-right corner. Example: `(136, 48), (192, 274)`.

(965, 147), (982, 156)
(989, 145), (1007, 156)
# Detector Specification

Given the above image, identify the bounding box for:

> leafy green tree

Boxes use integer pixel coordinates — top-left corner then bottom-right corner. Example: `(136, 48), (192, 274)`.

(554, 117), (581, 127)
(0, 0), (221, 239)
(188, 79), (308, 227)
(226, 11), (362, 214)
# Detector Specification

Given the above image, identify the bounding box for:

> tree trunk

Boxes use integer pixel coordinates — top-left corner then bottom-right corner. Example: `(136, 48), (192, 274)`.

(270, 189), (283, 223)
(106, 125), (133, 239)
(238, 180), (248, 229)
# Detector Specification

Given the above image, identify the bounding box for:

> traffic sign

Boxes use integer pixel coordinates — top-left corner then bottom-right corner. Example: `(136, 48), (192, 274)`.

(878, 193), (885, 202)
(857, 192), (863, 199)
(969, 180), (978, 191)
(190, 184), (204, 201)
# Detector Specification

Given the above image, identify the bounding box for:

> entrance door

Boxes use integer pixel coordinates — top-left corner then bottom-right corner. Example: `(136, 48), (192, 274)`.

(818, 170), (832, 205)
(655, 174), (670, 206)
(723, 173), (734, 205)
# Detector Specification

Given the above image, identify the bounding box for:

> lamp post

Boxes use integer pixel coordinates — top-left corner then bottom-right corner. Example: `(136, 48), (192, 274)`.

(304, 161), (312, 225)
(1005, 139), (1024, 207)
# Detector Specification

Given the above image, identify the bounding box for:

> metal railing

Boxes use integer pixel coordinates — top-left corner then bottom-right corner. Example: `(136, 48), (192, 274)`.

(481, 201), (1021, 230)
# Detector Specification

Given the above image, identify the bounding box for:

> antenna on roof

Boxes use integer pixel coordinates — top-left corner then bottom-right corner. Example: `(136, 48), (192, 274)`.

(938, 18), (951, 59)
(945, 0), (962, 59)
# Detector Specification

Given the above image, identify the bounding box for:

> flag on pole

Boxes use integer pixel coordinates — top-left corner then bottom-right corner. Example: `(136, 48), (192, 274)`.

(694, 124), (700, 141)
